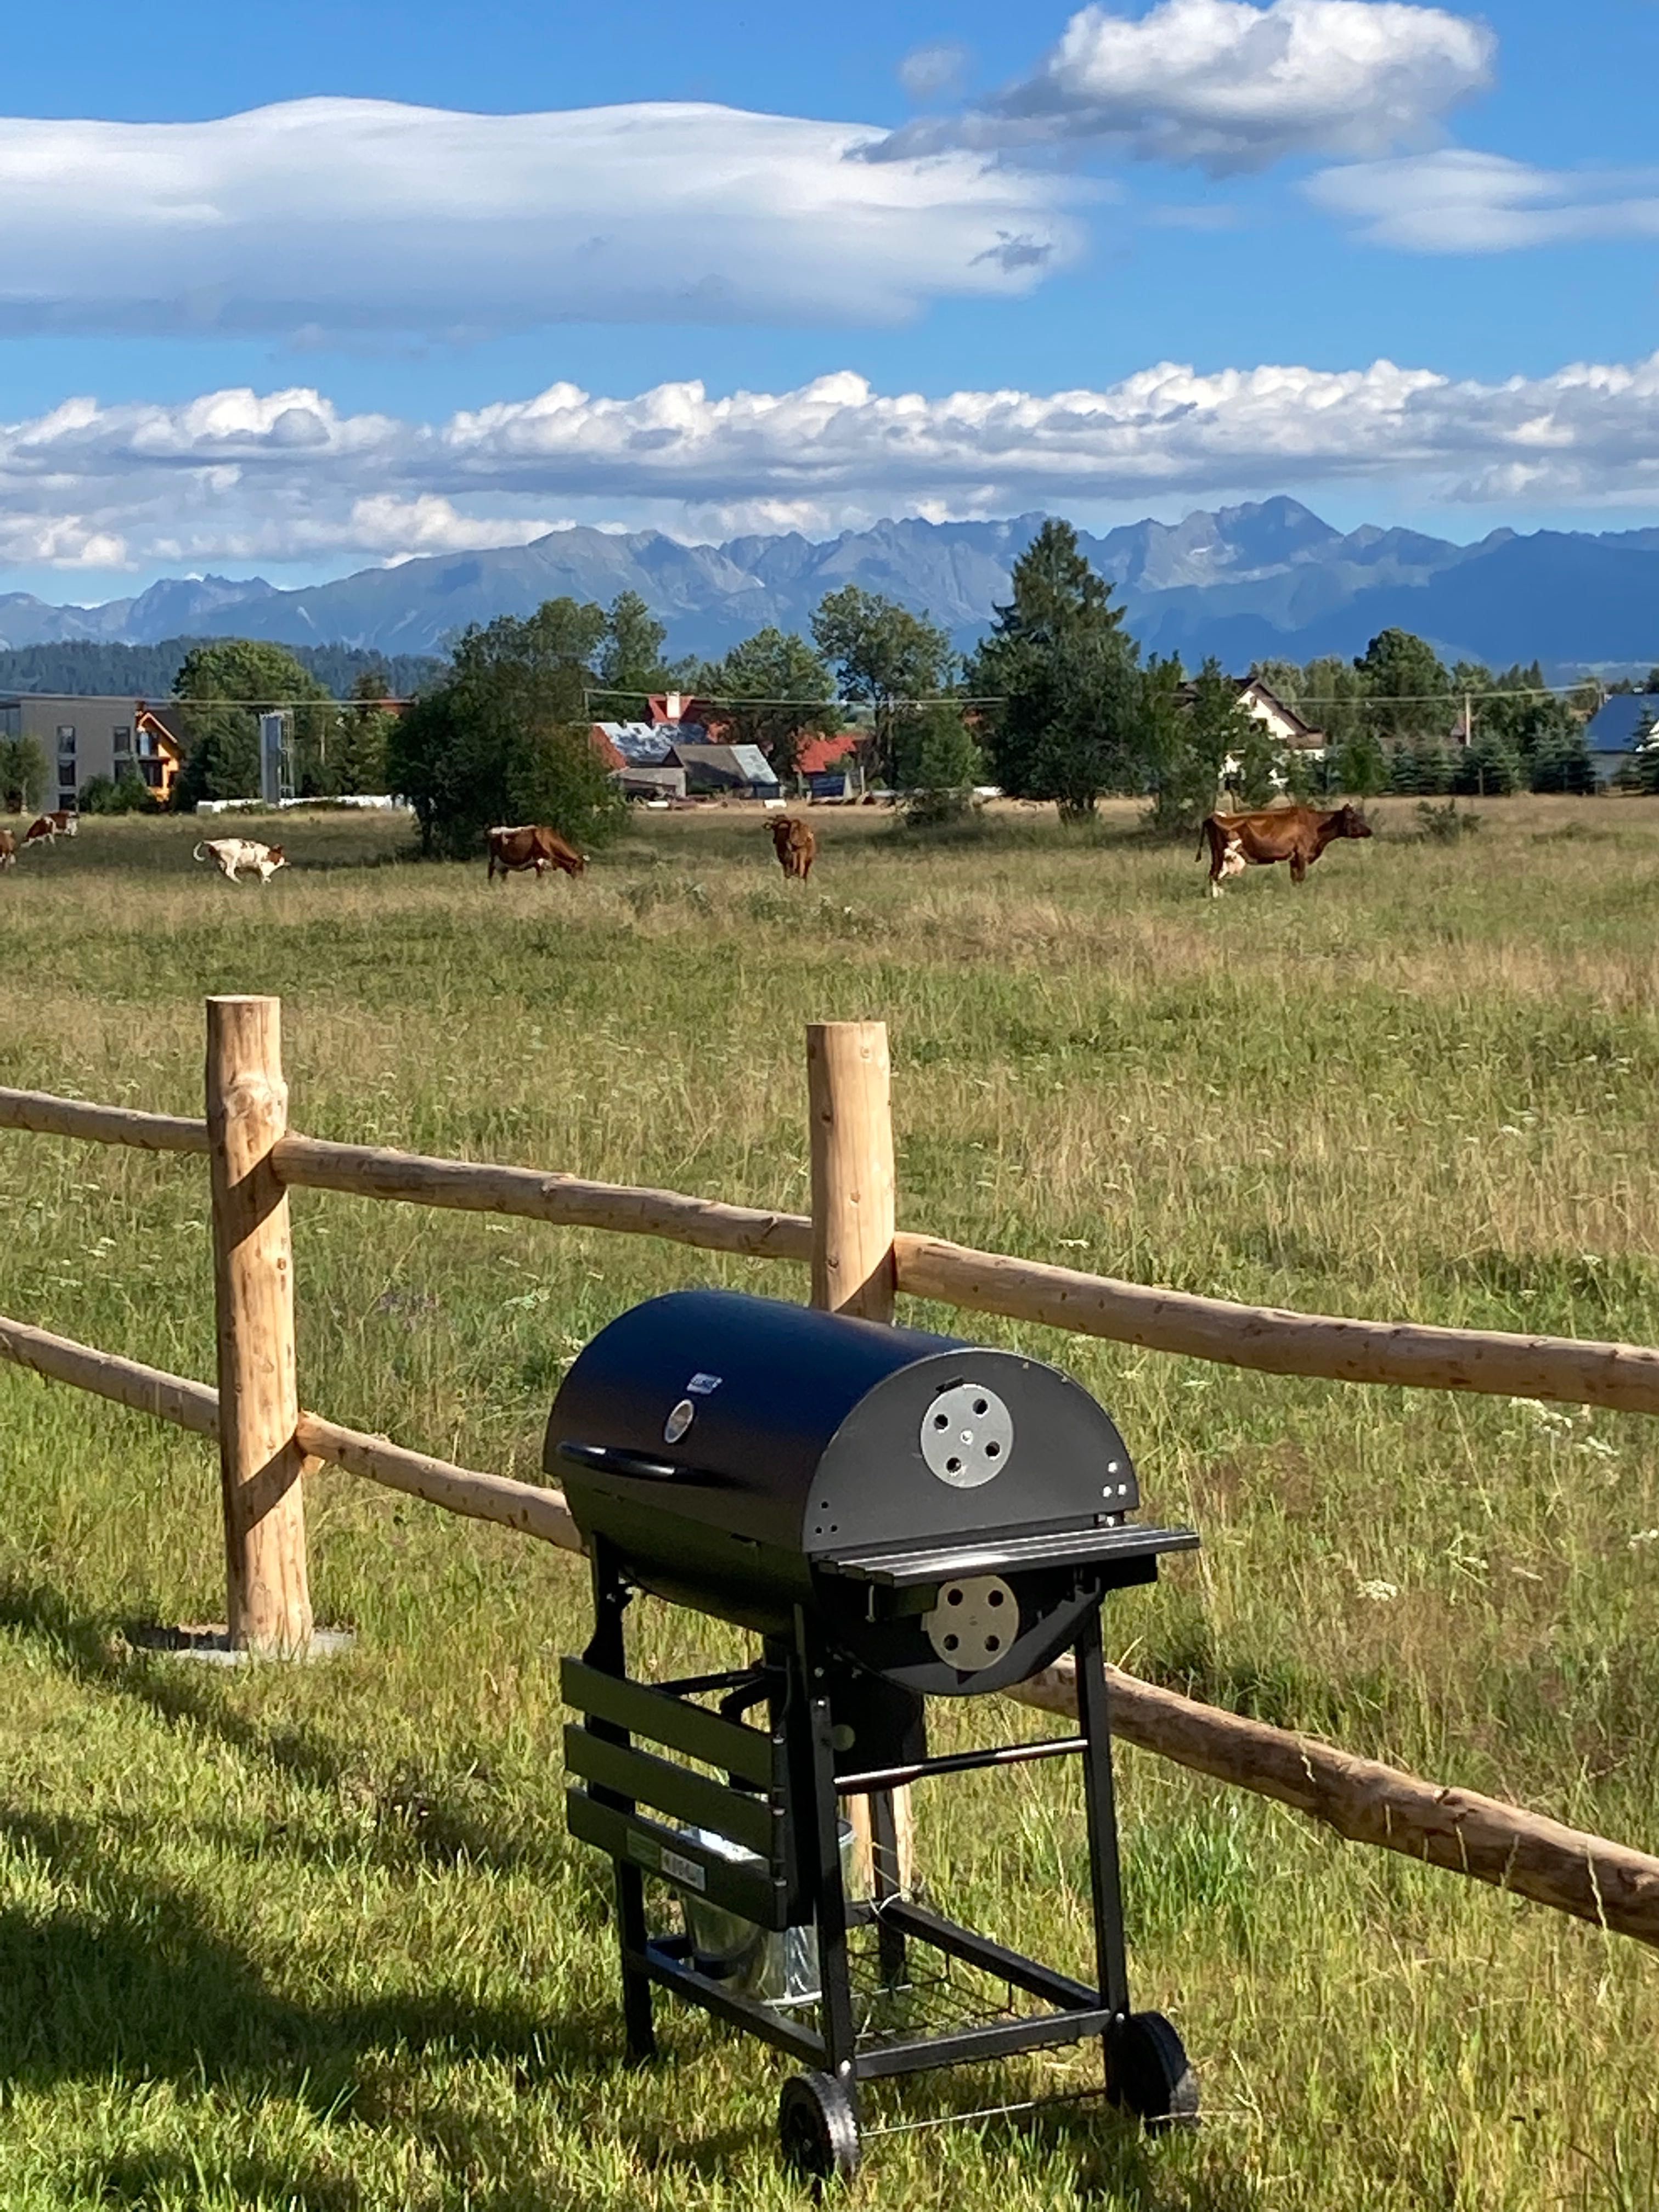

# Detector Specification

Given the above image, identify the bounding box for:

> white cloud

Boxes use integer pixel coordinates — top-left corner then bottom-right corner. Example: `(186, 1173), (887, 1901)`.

(9, 353), (1659, 573)
(876, 0), (1494, 173)
(0, 97), (1079, 340)
(898, 42), (973, 102)
(1309, 150), (1659, 251)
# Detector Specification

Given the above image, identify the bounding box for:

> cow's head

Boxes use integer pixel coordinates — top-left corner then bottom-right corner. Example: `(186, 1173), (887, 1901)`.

(267, 845), (287, 870)
(1332, 804), (1373, 840)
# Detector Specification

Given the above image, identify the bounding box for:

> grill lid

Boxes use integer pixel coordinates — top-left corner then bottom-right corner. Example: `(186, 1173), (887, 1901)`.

(544, 1289), (1147, 1565)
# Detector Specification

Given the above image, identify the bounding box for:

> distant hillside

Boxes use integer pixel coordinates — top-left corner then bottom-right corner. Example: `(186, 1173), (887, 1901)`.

(0, 637), (444, 699)
(4, 501), (1659, 674)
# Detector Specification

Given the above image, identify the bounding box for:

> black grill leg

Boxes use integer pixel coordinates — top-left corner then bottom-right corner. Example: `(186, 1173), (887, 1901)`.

(1073, 1606), (1132, 2037)
(585, 1541), (656, 2064)
(793, 1620), (860, 2100)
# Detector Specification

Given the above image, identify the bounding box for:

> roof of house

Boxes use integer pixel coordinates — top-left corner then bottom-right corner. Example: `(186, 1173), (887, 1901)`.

(648, 693), (715, 726)
(1584, 694), (1659, 752)
(134, 704), (184, 753)
(668, 741), (779, 786)
(1234, 678), (1324, 744)
(595, 719), (676, 767)
(796, 732), (860, 775)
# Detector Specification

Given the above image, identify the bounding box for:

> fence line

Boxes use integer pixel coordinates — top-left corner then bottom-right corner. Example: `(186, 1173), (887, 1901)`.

(4, 1301), (1656, 1950)
(6, 1086), (1657, 1415)
(3, 1001), (1658, 1956)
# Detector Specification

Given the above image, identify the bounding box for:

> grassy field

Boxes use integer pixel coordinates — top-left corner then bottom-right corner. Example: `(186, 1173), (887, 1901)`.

(1, 797), (1656, 2210)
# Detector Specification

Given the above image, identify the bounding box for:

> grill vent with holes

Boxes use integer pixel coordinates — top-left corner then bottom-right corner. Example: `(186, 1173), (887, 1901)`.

(545, 1288), (1202, 2179)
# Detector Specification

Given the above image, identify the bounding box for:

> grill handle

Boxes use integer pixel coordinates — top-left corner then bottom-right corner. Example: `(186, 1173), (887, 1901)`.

(557, 1439), (700, 1483)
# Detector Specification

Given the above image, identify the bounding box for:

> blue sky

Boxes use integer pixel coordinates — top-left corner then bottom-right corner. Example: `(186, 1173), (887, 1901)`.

(3, 0), (1658, 602)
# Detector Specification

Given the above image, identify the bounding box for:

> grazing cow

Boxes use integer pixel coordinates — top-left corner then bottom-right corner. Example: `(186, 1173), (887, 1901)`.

(23, 810), (75, 846)
(193, 836), (288, 884)
(1198, 803), (1373, 897)
(769, 815), (816, 882)
(486, 823), (586, 881)
(0, 829), (14, 869)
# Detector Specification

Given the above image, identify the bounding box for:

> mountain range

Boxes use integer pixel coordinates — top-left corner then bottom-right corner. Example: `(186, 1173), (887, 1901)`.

(4, 499), (1659, 675)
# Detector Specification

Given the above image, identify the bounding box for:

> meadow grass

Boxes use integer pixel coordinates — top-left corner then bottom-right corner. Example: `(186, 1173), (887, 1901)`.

(0, 798), (1655, 2209)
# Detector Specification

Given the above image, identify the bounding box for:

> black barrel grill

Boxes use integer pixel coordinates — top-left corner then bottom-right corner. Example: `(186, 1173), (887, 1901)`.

(548, 1288), (1201, 2181)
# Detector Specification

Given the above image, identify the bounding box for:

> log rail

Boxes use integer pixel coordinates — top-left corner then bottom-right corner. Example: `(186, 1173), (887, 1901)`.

(3, 1012), (1658, 1957)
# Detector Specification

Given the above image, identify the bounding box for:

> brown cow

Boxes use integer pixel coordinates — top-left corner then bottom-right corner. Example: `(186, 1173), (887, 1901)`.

(1199, 803), (1372, 896)
(0, 828), (14, 869)
(769, 815), (816, 882)
(486, 823), (586, 881)
(23, 809), (75, 846)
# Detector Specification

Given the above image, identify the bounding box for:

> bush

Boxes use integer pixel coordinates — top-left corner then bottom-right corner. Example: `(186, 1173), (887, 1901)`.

(78, 770), (156, 815)
(1416, 798), (1482, 840)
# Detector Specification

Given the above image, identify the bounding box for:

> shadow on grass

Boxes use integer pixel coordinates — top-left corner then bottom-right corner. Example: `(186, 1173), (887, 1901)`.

(0, 1577), (571, 1882)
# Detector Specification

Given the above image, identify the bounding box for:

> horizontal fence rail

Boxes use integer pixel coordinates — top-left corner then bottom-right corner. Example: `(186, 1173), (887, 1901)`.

(272, 1133), (815, 1262)
(7, 1081), (1657, 1417)
(3, 1305), (1655, 1951)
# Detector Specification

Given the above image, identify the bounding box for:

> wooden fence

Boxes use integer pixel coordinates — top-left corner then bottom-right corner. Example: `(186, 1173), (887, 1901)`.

(2, 996), (1657, 1951)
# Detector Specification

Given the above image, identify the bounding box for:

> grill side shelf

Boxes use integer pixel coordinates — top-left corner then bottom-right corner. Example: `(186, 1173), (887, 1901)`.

(561, 1656), (776, 1788)
(565, 1724), (776, 1858)
(821, 1522), (1201, 1588)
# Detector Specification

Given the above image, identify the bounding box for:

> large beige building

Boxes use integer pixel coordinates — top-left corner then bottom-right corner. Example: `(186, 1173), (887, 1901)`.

(0, 694), (181, 812)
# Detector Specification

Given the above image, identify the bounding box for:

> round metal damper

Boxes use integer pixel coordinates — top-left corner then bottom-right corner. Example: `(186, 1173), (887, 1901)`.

(923, 1575), (1020, 1672)
(919, 1382), (1013, 1489)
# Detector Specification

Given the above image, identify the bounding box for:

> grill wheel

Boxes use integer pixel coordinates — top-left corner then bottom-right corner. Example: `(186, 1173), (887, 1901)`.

(1107, 2010), (1201, 2130)
(778, 2069), (862, 2184)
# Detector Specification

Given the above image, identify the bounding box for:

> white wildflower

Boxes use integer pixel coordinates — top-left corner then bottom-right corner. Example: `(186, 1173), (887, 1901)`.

(1629, 1530), (1659, 1549)
(1356, 1579), (1400, 1603)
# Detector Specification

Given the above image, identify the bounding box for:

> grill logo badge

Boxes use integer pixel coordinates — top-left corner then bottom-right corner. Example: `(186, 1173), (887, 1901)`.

(664, 1398), (697, 1444)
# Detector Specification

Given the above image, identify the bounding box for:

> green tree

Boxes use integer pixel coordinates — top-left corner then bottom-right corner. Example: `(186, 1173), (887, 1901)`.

(1530, 728), (1596, 794)
(891, 702), (984, 825)
(172, 640), (333, 808)
(1335, 725), (1389, 798)
(811, 586), (951, 783)
(1231, 712), (1284, 806)
(0, 732), (48, 814)
(699, 628), (839, 781)
(1356, 628), (1451, 743)
(335, 669), (396, 795)
(387, 597), (621, 858)
(1298, 653), (1368, 763)
(1450, 730), (1521, 796)
(968, 520), (1141, 820)
(1388, 737), (1452, 795)
(597, 591), (672, 708)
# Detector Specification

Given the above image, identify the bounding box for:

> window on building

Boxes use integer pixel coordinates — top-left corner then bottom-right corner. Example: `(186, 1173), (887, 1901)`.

(114, 725), (132, 757)
(57, 724), (76, 758)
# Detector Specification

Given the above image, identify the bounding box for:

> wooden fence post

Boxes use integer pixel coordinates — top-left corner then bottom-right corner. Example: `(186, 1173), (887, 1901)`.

(806, 1020), (912, 1895)
(206, 995), (312, 1655)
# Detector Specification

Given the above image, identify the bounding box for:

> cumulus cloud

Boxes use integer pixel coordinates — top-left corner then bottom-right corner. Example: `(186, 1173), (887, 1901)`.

(0, 97), (1079, 339)
(8, 354), (1659, 572)
(874, 0), (1494, 173)
(1309, 151), (1659, 250)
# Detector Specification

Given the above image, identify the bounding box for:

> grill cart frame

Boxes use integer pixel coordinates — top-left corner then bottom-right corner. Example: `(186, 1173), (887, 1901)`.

(550, 1291), (1201, 2181)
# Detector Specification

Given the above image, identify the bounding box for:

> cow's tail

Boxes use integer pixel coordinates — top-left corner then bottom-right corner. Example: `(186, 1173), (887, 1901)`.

(191, 842), (208, 862)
